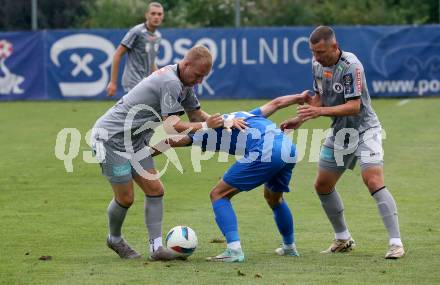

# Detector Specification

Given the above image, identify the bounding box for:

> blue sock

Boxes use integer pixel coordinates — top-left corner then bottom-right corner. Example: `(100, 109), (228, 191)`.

(212, 198), (240, 243)
(272, 200), (294, 245)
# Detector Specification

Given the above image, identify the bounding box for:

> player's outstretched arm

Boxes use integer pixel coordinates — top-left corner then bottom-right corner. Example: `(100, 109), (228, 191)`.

(280, 116), (304, 132)
(186, 109), (247, 132)
(297, 98), (360, 121)
(150, 135), (193, 157)
(186, 109), (210, 122)
(162, 114), (223, 134)
(259, 90), (312, 118)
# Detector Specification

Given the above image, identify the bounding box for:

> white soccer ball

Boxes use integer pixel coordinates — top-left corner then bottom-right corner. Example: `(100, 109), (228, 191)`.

(165, 226), (198, 258)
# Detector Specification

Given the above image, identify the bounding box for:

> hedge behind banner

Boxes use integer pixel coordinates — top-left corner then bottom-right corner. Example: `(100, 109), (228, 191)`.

(1, 25), (439, 101)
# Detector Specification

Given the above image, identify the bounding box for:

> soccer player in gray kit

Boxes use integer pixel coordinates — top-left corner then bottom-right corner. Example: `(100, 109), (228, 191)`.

(107, 2), (164, 97)
(93, 45), (231, 260)
(281, 26), (404, 259)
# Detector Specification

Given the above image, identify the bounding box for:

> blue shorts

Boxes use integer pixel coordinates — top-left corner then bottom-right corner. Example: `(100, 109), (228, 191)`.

(223, 150), (295, 192)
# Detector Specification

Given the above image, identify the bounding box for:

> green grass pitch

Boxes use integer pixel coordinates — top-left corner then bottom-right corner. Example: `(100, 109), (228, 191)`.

(0, 98), (439, 284)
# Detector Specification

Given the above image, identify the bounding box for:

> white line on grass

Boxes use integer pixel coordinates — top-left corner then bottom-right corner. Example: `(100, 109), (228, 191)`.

(397, 99), (411, 106)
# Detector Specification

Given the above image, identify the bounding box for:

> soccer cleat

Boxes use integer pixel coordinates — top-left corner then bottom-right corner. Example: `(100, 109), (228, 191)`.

(106, 238), (141, 259)
(149, 246), (178, 261)
(385, 244), (405, 259)
(275, 245), (300, 257)
(206, 248), (245, 263)
(321, 238), (356, 253)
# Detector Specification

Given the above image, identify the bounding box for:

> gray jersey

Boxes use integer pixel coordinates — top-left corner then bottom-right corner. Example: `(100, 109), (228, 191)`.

(94, 64), (200, 151)
(312, 50), (380, 137)
(121, 23), (162, 92)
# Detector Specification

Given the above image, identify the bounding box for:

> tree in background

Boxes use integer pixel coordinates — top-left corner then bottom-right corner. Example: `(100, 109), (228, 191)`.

(0, 0), (88, 30)
(80, 0), (146, 28)
(0, 0), (439, 30)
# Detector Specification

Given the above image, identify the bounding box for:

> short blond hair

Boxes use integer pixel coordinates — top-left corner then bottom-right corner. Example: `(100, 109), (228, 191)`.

(185, 45), (212, 67)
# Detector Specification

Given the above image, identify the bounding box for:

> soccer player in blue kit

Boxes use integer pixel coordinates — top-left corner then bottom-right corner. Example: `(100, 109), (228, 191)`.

(158, 92), (308, 262)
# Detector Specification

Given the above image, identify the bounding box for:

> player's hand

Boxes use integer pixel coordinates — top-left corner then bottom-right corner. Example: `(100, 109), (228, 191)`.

(297, 105), (321, 121)
(107, 82), (117, 97)
(206, 113), (224, 128)
(224, 118), (248, 132)
(298, 90), (314, 105)
(280, 117), (304, 133)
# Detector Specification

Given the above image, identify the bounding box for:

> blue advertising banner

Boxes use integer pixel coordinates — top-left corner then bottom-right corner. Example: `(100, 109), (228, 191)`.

(0, 32), (44, 100)
(46, 30), (121, 100)
(0, 25), (439, 100)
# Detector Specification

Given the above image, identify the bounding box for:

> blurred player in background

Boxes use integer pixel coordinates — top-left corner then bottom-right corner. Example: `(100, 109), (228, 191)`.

(281, 26), (404, 259)
(157, 92), (309, 262)
(92, 45), (224, 260)
(106, 2), (164, 97)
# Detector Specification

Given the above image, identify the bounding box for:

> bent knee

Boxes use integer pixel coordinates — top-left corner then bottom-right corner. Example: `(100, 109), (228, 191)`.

(116, 195), (134, 208)
(147, 185), (164, 196)
(140, 179), (165, 196)
(363, 177), (384, 192)
(210, 187), (221, 201)
(264, 189), (283, 208)
(314, 180), (333, 194)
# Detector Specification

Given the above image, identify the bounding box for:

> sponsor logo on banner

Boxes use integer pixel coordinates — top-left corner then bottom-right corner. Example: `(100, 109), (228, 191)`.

(343, 73), (353, 94)
(0, 39), (25, 95)
(50, 34), (115, 97)
(333, 83), (343, 93)
(370, 27), (440, 96)
(356, 68), (362, 92)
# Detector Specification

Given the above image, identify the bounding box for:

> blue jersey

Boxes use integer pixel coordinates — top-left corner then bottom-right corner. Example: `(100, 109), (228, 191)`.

(191, 108), (295, 161)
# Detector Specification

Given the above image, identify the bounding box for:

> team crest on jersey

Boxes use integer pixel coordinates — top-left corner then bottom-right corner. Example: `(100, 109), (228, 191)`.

(145, 35), (160, 53)
(333, 83), (343, 93)
(343, 73), (353, 94)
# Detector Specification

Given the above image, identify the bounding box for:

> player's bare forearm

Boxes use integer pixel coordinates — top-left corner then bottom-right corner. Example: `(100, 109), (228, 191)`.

(187, 109), (210, 122)
(152, 62), (158, 72)
(163, 113), (223, 134)
(319, 99), (360, 116)
(309, 92), (322, 107)
(259, 91), (310, 118)
(280, 116), (304, 132)
(107, 45), (127, 96)
(151, 135), (193, 157)
(109, 57), (120, 84)
(298, 98), (360, 120)
(110, 45), (127, 83)
(162, 115), (202, 133)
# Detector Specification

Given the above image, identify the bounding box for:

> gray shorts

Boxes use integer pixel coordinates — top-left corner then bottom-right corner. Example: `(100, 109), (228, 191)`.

(318, 127), (384, 172)
(92, 139), (155, 184)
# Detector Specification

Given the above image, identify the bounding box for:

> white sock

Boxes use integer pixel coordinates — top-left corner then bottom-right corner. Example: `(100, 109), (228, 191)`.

(283, 243), (296, 250)
(227, 241), (242, 250)
(149, 237), (163, 252)
(335, 230), (351, 240)
(109, 234), (122, 244)
(389, 238), (403, 246)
